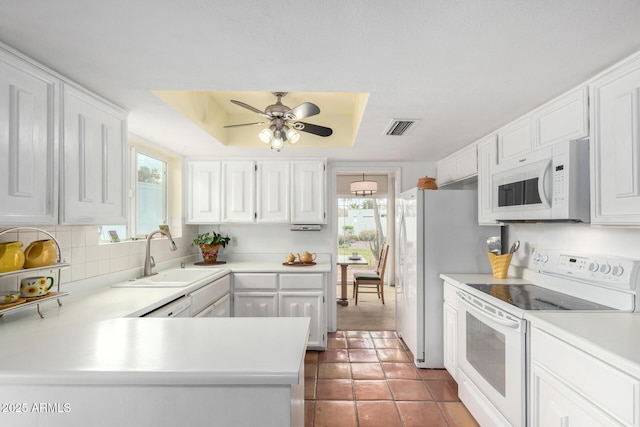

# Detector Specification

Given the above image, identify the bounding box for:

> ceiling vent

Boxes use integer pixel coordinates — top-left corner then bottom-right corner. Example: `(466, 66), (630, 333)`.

(383, 119), (420, 136)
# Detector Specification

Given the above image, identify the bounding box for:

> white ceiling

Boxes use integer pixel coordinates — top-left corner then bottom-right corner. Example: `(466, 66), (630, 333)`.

(2, 1), (640, 162)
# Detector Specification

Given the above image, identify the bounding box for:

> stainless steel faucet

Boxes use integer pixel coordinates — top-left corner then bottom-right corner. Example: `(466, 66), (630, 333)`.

(143, 229), (178, 277)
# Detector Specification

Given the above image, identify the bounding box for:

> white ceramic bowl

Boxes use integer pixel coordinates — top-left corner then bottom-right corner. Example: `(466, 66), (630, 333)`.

(0, 290), (20, 305)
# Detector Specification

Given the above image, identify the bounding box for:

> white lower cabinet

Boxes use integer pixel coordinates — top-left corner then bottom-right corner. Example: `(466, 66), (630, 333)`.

(442, 281), (458, 381)
(279, 292), (324, 349)
(189, 275), (231, 317)
(195, 294), (230, 317)
(234, 292), (278, 317)
(530, 326), (639, 426)
(232, 271), (326, 349)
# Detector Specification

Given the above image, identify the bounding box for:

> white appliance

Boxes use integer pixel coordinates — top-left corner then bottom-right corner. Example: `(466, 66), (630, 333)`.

(143, 296), (191, 317)
(396, 188), (499, 368)
(456, 249), (640, 427)
(491, 139), (590, 222)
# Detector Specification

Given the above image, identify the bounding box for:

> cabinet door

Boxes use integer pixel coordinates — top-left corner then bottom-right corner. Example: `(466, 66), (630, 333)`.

(185, 160), (221, 223)
(291, 159), (326, 224)
(477, 134), (500, 225)
(443, 302), (458, 381)
(497, 117), (532, 164)
(234, 292), (277, 317)
(222, 160), (255, 223)
(590, 57), (640, 225)
(533, 86), (589, 150)
(455, 144), (478, 180)
(0, 50), (58, 225)
(194, 295), (230, 317)
(256, 161), (290, 223)
(279, 292), (325, 349)
(530, 364), (617, 427)
(61, 84), (127, 224)
(437, 156), (455, 187)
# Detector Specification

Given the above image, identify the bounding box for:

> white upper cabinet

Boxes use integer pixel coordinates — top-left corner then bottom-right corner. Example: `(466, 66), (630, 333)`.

(477, 134), (500, 225)
(497, 116), (532, 164)
(291, 159), (326, 224)
(590, 53), (640, 226)
(60, 84), (127, 225)
(533, 86), (589, 150)
(0, 49), (58, 225)
(221, 160), (256, 223)
(256, 160), (290, 223)
(437, 143), (478, 187)
(185, 160), (221, 224)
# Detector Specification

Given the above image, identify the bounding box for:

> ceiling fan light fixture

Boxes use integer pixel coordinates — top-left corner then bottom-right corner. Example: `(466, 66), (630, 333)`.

(350, 173), (378, 197)
(258, 128), (273, 143)
(287, 128), (300, 144)
(272, 136), (284, 150)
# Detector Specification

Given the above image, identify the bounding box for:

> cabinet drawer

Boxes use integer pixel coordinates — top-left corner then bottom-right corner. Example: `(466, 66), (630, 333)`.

(279, 273), (324, 290)
(189, 275), (230, 315)
(233, 273), (278, 289)
(531, 327), (640, 425)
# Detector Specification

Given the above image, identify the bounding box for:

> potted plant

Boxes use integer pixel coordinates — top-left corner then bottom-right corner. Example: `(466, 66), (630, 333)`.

(192, 231), (231, 264)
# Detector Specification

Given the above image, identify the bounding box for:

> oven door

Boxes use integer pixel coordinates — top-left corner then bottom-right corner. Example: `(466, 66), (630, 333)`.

(457, 290), (526, 427)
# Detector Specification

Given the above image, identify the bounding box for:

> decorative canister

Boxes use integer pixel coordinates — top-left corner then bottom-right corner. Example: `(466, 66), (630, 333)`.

(417, 176), (438, 190)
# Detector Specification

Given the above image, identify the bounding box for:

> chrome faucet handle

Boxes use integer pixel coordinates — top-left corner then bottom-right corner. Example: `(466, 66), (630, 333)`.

(150, 256), (156, 268)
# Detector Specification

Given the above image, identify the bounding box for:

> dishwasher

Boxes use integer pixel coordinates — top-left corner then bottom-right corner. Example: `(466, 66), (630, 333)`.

(142, 296), (191, 317)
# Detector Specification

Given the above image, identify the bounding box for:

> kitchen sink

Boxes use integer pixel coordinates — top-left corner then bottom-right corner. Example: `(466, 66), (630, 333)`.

(112, 268), (221, 288)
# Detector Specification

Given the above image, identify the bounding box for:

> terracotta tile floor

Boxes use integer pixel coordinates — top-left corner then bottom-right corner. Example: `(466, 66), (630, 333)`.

(305, 331), (479, 427)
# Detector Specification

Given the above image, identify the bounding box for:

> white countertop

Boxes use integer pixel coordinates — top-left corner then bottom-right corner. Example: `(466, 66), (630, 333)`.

(440, 273), (531, 287)
(0, 317), (310, 385)
(0, 260), (322, 386)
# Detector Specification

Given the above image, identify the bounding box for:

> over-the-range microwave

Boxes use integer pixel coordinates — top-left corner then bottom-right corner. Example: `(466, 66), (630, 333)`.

(491, 139), (590, 222)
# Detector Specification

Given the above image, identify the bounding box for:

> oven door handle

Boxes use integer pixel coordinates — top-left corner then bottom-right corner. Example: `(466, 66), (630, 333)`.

(457, 291), (521, 329)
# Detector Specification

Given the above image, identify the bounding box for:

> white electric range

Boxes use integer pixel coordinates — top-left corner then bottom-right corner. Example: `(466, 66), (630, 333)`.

(453, 249), (640, 427)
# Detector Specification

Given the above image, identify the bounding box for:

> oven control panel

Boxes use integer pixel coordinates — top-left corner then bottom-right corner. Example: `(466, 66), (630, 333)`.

(530, 249), (640, 291)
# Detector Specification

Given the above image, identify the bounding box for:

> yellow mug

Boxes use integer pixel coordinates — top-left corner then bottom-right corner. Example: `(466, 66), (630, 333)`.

(20, 276), (54, 298)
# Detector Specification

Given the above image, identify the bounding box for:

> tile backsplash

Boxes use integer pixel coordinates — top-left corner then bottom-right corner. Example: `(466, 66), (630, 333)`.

(0, 226), (198, 286)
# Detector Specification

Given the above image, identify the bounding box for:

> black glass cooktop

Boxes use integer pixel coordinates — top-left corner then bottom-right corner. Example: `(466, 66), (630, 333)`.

(466, 283), (614, 311)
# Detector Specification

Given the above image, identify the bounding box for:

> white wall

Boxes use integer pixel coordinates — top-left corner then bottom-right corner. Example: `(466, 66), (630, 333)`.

(197, 224), (333, 257)
(507, 223), (640, 268)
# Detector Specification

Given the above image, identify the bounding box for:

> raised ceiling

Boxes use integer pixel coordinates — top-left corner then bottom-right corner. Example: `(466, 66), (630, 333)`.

(0, 1), (639, 161)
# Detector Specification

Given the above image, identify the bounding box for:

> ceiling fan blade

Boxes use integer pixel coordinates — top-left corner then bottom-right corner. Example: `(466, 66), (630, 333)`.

(284, 102), (320, 120)
(223, 122), (266, 128)
(230, 100), (271, 118)
(294, 122), (333, 137)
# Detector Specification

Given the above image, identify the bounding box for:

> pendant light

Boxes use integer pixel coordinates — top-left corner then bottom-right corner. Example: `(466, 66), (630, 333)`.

(350, 173), (378, 196)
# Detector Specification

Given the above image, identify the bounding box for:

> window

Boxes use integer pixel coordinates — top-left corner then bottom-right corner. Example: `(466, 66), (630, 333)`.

(101, 144), (174, 242)
(136, 153), (167, 236)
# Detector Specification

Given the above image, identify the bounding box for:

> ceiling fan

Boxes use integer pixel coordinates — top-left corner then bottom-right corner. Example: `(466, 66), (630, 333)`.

(224, 92), (333, 151)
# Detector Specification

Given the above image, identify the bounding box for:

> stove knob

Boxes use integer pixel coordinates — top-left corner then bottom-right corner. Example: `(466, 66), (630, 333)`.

(612, 265), (625, 277)
(588, 262), (599, 272)
(599, 263), (611, 274)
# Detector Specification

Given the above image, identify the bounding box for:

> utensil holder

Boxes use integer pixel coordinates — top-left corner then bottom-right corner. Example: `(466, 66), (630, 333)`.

(487, 252), (512, 279)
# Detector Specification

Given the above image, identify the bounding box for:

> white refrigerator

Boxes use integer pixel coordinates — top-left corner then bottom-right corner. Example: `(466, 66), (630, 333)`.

(396, 188), (499, 368)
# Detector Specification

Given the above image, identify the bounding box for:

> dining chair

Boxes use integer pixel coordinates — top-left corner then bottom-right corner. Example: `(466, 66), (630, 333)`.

(353, 244), (389, 305)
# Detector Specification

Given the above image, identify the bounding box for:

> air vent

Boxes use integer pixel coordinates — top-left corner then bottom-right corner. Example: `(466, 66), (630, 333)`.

(383, 119), (420, 136)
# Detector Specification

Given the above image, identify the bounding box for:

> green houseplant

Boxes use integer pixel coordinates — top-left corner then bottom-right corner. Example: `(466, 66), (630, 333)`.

(192, 231), (231, 263)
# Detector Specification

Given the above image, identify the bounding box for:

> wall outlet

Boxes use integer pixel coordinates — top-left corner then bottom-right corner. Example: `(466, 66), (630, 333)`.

(61, 250), (71, 264)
